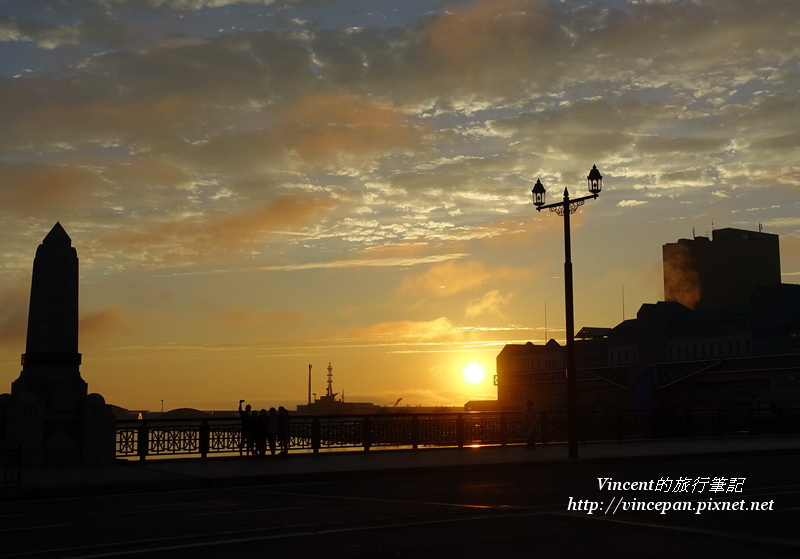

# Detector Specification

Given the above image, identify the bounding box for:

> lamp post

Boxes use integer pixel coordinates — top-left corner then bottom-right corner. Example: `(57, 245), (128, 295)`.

(531, 164), (603, 460)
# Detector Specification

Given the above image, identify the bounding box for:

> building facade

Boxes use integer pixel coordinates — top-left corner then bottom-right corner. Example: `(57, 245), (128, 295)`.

(662, 227), (780, 310)
(496, 228), (800, 412)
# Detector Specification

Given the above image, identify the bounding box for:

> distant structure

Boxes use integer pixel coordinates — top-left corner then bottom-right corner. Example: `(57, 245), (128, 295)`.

(0, 223), (116, 466)
(295, 362), (381, 415)
(663, 227), (780, 310)
(496, 226), (800, 412)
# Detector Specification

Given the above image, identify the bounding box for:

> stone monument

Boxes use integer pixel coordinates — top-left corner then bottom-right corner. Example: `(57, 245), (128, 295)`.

(0, 223), (116, 466)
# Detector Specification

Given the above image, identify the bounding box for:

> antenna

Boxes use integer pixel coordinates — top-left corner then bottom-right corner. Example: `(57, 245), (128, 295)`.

(622, 285), (626, 321)
(544, 301), (548, 342)
(307, 364), (312, 405)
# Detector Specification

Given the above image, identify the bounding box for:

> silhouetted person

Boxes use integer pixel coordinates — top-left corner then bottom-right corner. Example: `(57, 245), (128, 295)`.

(238, 400), (254, 456)
(267, 407), (278, 456)
(523, 400), (536, 450)
(254, 409), (268, 457)
(277, 406), (290, 457)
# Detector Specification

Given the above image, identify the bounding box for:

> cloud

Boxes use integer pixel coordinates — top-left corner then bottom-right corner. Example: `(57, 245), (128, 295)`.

(634, 136), (730, 157)
(342, 317), (457, 342)
(397, 260), (490, 297)
(466, 290), (513, 318)
(424, 0), (552, 93)
(0, 11), (133, 49)
(81, 306), (127, 343)
(280, 94), (424, 163)
(0, 162), (107, 214)
(397, 260), (533, 298)
(617, 200), (647, 208)
(98, 193), (339, 265)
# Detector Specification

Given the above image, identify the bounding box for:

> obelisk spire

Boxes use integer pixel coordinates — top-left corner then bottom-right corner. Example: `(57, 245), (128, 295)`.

(23, 222), (81, 365)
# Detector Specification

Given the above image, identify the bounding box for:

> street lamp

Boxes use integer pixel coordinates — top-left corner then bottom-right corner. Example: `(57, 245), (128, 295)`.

(531, 164), (603, 460)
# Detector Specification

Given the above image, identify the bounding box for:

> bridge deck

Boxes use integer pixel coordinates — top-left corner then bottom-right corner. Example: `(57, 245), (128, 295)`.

(5, 437), (800, 499)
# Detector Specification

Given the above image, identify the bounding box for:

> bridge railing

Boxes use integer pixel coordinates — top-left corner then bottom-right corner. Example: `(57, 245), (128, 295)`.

(116, 408), (800, 461)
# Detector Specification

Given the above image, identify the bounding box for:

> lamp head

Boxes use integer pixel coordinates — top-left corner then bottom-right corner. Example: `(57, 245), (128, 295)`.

(532, 178), (546, 208)
(587, 164), (603, 195)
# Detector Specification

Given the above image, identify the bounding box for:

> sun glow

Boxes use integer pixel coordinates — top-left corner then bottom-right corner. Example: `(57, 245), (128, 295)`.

(462, 362), (486, 384)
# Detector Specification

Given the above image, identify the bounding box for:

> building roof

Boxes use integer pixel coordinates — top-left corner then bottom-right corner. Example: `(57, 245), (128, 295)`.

(576, 327), (612, 339)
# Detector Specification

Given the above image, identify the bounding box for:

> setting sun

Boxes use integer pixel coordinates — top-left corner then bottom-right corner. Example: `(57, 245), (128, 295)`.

(463, 362), (486, 384)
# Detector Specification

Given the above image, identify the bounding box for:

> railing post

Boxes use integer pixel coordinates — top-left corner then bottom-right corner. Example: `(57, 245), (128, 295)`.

(411, 415), (419, 450)
(311, 417), (321, 454)
(456, 415), (465, 448)
(199, 420), (210, 459)
(137, 421), (149, 461)
(499, 413), (508, 447)
(362, 416), (372, 451)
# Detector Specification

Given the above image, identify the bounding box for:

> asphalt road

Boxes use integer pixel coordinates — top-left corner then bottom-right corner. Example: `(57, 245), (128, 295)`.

(2, 452), (799, 558)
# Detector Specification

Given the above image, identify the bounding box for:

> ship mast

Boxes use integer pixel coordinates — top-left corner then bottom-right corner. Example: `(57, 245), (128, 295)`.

(326, 362), (334, 398)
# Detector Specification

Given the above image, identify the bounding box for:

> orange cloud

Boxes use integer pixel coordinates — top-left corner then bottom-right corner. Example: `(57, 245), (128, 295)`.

(466, 289), (513, 318)
(343, 317), (457, 342)
(425, 0), (548, 86)
(0, 162), (105, 213)
(81, 306), (127, 343)
(397, 260), (533, 297)
(281, 94), (422, 162)
(103, 158), (191, 191)
(22, 95), (192, 145)
(102, 192), (339, 259)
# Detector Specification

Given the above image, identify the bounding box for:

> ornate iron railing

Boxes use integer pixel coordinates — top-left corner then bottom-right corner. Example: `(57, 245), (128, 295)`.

(116, 408), (800, 461)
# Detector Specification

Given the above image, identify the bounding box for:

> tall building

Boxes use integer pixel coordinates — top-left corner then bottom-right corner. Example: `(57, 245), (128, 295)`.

(662, 227), (780, 310)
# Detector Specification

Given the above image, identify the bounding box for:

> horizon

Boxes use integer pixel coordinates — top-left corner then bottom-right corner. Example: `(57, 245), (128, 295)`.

(1, 0), (798, 412)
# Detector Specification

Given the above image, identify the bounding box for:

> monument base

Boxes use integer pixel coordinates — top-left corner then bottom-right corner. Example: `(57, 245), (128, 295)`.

(0, 389), (117, 467)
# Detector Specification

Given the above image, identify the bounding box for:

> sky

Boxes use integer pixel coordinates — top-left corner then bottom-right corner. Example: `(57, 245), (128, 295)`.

(0, 0), (798, 412)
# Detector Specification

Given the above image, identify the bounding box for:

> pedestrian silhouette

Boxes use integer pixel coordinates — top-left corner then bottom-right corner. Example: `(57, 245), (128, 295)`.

(238, 400), (254, 456)
(277, 406), (290, 457)
(267, 407), (278, 456)
(254, 409), (268, 457)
